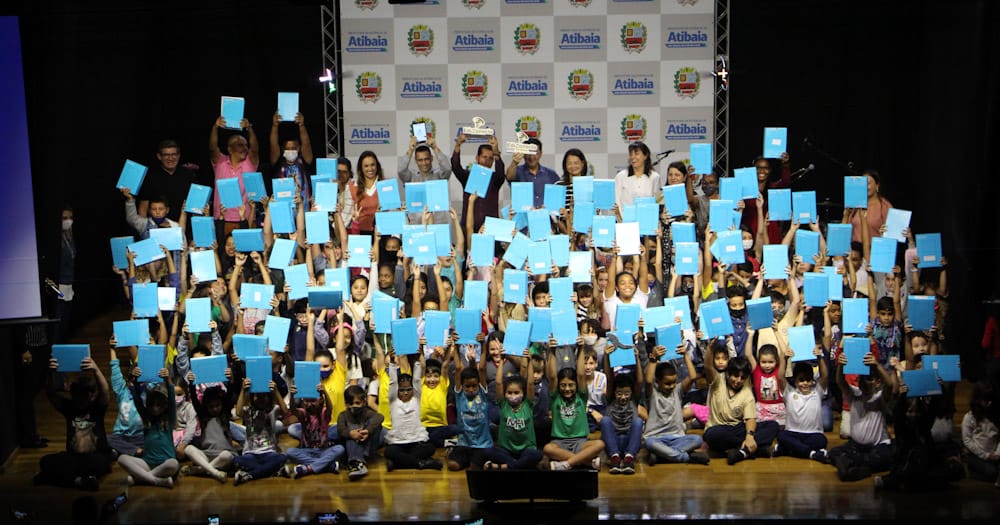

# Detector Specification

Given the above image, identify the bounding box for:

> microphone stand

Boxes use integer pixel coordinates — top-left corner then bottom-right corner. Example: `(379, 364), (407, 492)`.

(651, 152), (672, 169)
(802, 138), (861, 176)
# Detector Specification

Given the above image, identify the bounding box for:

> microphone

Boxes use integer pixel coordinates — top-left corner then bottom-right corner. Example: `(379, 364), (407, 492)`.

(791, 163), (815, 181)
(655, 149), (675, 158)
(44, 278), (64, 298)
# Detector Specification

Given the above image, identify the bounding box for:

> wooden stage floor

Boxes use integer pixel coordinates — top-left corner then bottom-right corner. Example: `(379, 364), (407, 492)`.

(2, 307), (998, 524)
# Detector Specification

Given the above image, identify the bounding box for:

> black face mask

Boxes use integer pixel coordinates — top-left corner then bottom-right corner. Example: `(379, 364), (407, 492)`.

(729, 308), (746, 318)
(349, 406), (364, 418)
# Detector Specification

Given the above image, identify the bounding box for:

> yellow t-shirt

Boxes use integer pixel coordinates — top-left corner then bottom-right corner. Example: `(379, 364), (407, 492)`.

(420, 374), (450, 428)
(706, 373), (756, 429)
(321, 363), (348, 427)
(378, 366), (392, 430)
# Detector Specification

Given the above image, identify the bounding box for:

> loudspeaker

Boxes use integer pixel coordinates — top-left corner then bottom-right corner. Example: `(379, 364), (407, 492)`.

(466, 470), (599, 503)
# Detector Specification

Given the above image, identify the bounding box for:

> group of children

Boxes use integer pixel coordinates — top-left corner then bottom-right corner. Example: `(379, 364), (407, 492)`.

(33, 141), (1000, 495)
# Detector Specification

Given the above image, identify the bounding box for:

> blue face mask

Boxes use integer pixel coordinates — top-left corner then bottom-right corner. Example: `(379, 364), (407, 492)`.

(320, 369), (332, 380)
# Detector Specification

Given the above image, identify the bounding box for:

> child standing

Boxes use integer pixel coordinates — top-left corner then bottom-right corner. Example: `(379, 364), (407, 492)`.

(446, 346), (493, 471)
(483, 353), (542, 470)
(828, 350), (895, 482)
(117, 383), (179, 488)
(232, 377), (288, 485)
(543, 350), (605, 470)
(776, 345), (830, 462)
(642, 344), (710, 467)
(338, 384), (385, 480)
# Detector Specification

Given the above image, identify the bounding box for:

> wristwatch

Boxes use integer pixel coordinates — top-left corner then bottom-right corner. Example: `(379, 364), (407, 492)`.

(747, 430), (756, 436)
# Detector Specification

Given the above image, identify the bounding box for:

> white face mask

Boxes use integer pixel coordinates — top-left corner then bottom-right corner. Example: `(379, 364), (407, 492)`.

(283, 150), (298, 163)
(582, 334), (598, 346)
(506, 393), (523, 406)
(742, 239), (753, 251)
(62, 219), (73, 231)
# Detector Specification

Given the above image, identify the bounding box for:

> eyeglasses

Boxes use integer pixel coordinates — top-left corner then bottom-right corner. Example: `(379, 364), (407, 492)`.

(397, 387), (414, 392)
(160, 152), (179, 158)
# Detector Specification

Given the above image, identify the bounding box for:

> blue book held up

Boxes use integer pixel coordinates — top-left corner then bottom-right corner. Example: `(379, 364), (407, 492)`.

(463, 280), (488, 313)
(465, 164), (491, 198)
(263, 315), (291, 352)
(883, 208), (912, 243)
(110, 236), (133, 268)
(128, 238), (166, 266)
(709, 199), (736, 232)
(548, 234), (570, 267)
(423, 310), (452, 348)
(511, 182), (534, 212)
(404, 182), (425, 212)
(185, 297), (212, 333)
(470, 234), (495, 268)
(572, 176), (594, 203)
(307, 287), (342, 310)
(671, 222), (695, 244)
(901, 369), (943, 397)
(674, 242), (699, 276)
(284, 263), (309, 300)
(232, 229), (265, 252)
(615, 303), (641, 338)
(503, 269), (528, 304)
(185, 184), (212, 214)
(269, 199), (296, 234)
(916, 233), (942, 269)
(324, 267), (349, 292)
(642, 306), (672, 335)
(529, 307), (552, 343)
(787, 326), (816, 361)
(795, 230), (820, 261)
(137, 345), (166, 383)
(720, 177), (740, 203)
(272, 178), (296, 201)
(923, 355), (960, 382)
(662, 296), (693, 330)
(132, 282), (159, 318)
(268, 238), (297, 269)
(746, 297), (773, 330)
(52, 344), (90, 372)
(503, 320), (532, 356)
(822, 266), (844, 301)
(347, 235), (372, 268)
(245, 356), (272, 394)
(391, 318), (419, 356)
(608, 346), (637, 368)
(763, 127), (787, 158)
(662, 184), (688, 217)
(762, 244), (788, 280)
(527, 209), (551, 240)
(572, 201), (595, 233)
(306, 211), (331, 244)
(455, 308), (482, 345)
(502, 232), (530, 269)
(190, 355), (227, 385)
(372, 296), (400, 334)
(767, 189), (791, 221)
(116, 159), (148, 195)
(591, 215), (616, 248)
(594, 180), (616, 210)
(841, 298), (869, 334)
(483, 216), (516, 243)
(826, 223), (852, 256)
(149, 227), (183, 252)
(375, 211), (406, 237)
(551, 307), (578, 346)
(655, 324), (683, 361)
(240, 282), (274, 310)
(568, 251), (592, 283)
(220, 96), (245, 129)
(842, 337), (872, 376)
(714, 229), (745, 265)
(734, 167), (758, 200)
(528, 240), (552, 275)
(689, 143), (712, 175)
(294, 361), (322, 399)
(424, 179), (450, 212)
(637, 202), (658, 236)
(548, 277), (573, 310)
(314, 181), (338, 211)
(907, 295), (936, 331)
(544, 184), (566, 212)
(114, 318), (152, 348)
(243, 172), (266, 202)
(699, 299), (734, 338)
(409, 231), (438, 266)
(192, 216), (216, 248)
(216, 177), (243, 210)
(870, 237), (896, 273)
(315, 158), (338, 177)
(310, 175), (333, 198)
(844, 176), (868, 209)
(277, 91), (299, 121)
(803, 272), (829, 307)
(792, 191), (817, 225)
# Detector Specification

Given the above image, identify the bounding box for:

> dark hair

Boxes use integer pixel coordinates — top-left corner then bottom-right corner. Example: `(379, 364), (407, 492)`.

(556, 367), (577, 385)
(758, 344), (779, 360)
(579, 318), (605, 338)
(292, 298), (309, 314)
(460, 367), (480, 383)
(576, 283), (593, 297)
(397, 372), (414, 388)
(666, 160), (688, 176)
(476, 143), (494, 157)
(354, 151), (383, 204)
(486, 330), (504, 347)
(425, 358), (443, 375)
(615, 271), (636, 287)
(626, 141), (652, 176)
(338, 157), (353, 171)
(524, 137), (542, 148)
(561, 148), (589, 184)
(754, 156), (780, 184)
(654, 361), (678, 381)
(344, 384), (366, 404)
(157, 139), (179, 152)
(875, 296), (895, 314)
(502, 373), (527, 394)
(531, 281), (550, 301)
(313, 348), (334, 363)
(614, 372), (635, 391)
(726, 284), (748, 300)
(736, 262), (753, 274)
(414, 144), (432, 157)
(969, 382), (996, 423)
(792, 362), (814, 381)
(726, 356), (753, 378)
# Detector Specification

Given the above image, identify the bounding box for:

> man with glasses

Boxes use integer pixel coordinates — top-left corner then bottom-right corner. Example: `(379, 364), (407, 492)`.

(210, 116), (260, 237)
(137, 140), (200, 221)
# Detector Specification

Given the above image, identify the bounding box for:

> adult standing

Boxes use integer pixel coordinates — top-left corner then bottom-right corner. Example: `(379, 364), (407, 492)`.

(137, 140), (200, 222)
(613, 141), (663, 209)
(398, 135), (451, 223)
(740, 154), (792, 244)
(847, 169), (893, 243)
(347, 151), (384, 235)
(209, 115), (259, 238)
(268, 111), (314, 204)
(504, 138), (559, 209)
(451, 133), (505, 233)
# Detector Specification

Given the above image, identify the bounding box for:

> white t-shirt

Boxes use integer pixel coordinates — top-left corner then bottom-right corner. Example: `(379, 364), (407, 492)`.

(603, 290), (650, 332)
(783, 383), (826, 434)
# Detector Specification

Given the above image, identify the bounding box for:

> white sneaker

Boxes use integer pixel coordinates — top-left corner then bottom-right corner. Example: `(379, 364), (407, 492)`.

(591, 456), (601, 470)
(550, 460), (571, 471)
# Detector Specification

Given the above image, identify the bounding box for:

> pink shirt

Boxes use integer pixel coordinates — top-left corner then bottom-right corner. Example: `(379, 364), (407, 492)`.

(213, 155), (257, 222)
(849, 196), (892, 243)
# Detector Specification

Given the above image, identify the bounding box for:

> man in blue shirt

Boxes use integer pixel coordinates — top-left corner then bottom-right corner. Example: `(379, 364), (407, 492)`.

(504, 138), (559, 208)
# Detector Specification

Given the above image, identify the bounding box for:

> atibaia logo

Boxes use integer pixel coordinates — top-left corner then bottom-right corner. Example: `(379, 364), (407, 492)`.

(515, 116), (541, 139)
(411, 117), (436, 139)
(567, 69), (594, 101)
(620, 22), (647, 53)
(568, 0), (592, 6)
(462, 70), (489, 102)
(673, 67), (700, 98)
(514, 23), (540, 55)
(355, 0), (377, 10)
(620, 114), (647, 143)
(356, 72), (382, 103)
(462, 0), (485, 8)
(408, 25), (433, 56)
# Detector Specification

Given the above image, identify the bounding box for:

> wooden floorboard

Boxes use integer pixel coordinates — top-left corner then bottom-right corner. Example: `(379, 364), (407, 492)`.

(2, 306), (998, 524)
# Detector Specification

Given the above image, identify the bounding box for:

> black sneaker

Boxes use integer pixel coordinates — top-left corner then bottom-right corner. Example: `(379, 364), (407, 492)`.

(757, 445), (772, 459)
(726, 449), (747, 465)
(348, 461), (368, 481)
(384, 458), (395, 472)
(834, 455), (851, 481)
(688, 451), (711, 465)
(77, 475), (99, 491)
(646, 452), (658, 466)
(620, 455), (635, 475)
(841, 465), (872, 482)
(418, 458), (443, 470)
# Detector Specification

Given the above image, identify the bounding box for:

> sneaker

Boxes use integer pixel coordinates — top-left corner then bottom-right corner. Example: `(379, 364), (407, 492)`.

(842, 465), (872, 482)
(873, 475), (884, 490)
(233, 470), (251, 486)
(77, 475), (100, 491)
(621, 455), (635, 475)
(688, 451), (711, 465)
(212, 469), (228, 483)
(348, 461), (368, 481)
(292, 465), (310, 479)
(158, 476), (174, 489)
(125, 476), (135, 487)
(591, 456), (601, 471)
(418, 458), (443, 470)
(771, 443), (781, 457)
(277, 465), (292, 478)
(443, 438), (458, 448)
(757, 445), (772, 459)
(809, 449), (829, 464)
(726, 449), (747, 465)
(608, 454), (622, 474)
(384, 458), (395, 472)
(834, 455), (851, 481)
(549, 460), (571, 471)
(646, 452), (658, 466)
(329, 461), (340, 474)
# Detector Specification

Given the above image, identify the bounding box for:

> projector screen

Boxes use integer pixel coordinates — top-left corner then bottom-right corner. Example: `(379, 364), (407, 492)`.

(0, 16), (42, 321)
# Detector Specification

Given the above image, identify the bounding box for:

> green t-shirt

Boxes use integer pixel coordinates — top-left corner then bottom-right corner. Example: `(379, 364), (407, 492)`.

(550, 391), (589, 439)
(497, 398), (536, 452)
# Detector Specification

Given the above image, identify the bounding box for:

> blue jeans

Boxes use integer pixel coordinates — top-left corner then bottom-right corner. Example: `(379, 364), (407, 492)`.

(345, 427), (384, 463)
(644, 433), (703, 463)
(600, 415), (644, 458)
(287, 423), (340, 443)
(483, 446), (543, 470)
(284, 445), (346, 473)
(233, 451), (286, 479)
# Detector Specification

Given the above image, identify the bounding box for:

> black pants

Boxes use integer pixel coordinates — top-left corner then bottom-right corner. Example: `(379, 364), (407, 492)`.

(384, 440), (436, 469)
(14, 344), (49, 444)
(38, 451), (112, 487)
